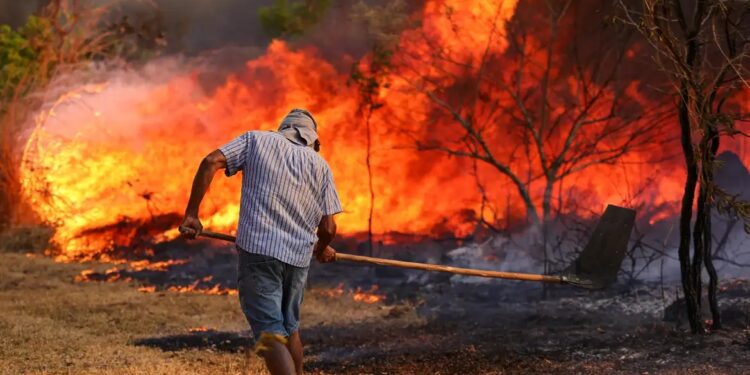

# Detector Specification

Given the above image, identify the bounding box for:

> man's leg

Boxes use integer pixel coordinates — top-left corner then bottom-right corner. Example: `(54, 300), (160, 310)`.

(255, 333), (296, 375)
(281, 264), (309, 375)
(286, 331), (303, 375)
(237, 250), (294, 375)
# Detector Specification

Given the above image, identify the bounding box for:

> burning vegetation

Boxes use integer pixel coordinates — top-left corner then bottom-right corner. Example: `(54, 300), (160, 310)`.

(315, 283), (387, 304)
(9, 0), (748, 266)
(1, 0), (750, 373)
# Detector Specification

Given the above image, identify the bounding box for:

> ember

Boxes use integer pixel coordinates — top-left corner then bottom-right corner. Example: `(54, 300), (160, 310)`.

(317, 283), (386, 304)
(318, 283), (346, 298)
(353, 285), (386, 304)
(129, 259), (188, 272)
(167, 283), (238, 296)
(75, 267), (131, 283)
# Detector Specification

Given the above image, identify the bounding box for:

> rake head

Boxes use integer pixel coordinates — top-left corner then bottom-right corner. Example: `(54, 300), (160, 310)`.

(560, 205), (637, 289)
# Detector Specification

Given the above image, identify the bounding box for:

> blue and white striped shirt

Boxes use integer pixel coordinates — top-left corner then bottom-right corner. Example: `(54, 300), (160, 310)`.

(219, 131), (343, 267)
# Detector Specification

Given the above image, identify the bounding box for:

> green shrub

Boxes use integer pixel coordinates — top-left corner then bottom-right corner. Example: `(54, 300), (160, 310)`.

(259, 0), (331, 38)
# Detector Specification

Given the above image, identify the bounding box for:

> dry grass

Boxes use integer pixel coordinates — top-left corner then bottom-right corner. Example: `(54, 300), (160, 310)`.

(2, 251), (748, 374)
(0, 225), (55, 253)
(0, 252), (413, 374)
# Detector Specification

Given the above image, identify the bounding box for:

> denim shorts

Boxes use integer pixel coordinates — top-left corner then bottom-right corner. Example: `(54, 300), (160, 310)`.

(237, 248), (309, 340)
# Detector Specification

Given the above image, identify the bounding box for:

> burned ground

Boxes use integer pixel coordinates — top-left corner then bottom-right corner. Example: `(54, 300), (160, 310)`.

(1, 236), (749, 374)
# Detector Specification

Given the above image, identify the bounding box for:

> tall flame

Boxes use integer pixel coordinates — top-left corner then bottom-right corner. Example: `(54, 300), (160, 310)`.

(20, 0), (750, 260)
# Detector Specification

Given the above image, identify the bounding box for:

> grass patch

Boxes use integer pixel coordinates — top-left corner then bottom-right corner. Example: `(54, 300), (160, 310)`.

(0, 252), (420, 374)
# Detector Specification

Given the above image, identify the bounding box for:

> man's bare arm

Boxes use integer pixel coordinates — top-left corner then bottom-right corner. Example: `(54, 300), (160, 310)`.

(179, 150), (227, 238)
(313, 215), (337, 263)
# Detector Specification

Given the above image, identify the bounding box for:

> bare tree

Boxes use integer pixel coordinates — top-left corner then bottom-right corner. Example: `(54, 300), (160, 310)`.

(619, 0), (750, 333)
(350, 1), (407, 257)
(395, 1), (667, 276)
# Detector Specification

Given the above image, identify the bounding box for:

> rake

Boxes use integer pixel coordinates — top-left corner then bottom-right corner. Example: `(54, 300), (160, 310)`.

(197, 205), (636, 289)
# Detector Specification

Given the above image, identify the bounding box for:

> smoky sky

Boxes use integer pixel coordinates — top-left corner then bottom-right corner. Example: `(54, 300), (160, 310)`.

(0, 0), (276, 54)
(0, 0), (47, 27)
(0, 0), (404, 64)
(121, 0), (276, 54)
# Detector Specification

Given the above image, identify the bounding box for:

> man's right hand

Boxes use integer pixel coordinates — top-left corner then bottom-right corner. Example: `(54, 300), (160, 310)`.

(314, 246), (336, 263)
(179, 215), (203, 239)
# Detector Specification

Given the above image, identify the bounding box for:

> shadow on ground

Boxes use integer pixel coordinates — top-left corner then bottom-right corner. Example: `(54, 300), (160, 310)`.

(132, 330), (252, 353)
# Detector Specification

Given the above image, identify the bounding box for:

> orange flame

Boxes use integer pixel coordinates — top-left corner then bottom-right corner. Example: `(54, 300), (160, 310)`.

(129, 259), (188, 271)
(167, 284), (238, 296)
(316, 283), (385, 304)
(18, 0), (750, 261)
(352, 285), (386, 304)
(317, 283), (346, 298)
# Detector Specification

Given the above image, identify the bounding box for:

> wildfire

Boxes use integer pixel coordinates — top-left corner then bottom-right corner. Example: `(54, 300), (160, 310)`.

(352, 285), (386, 304)
(75, 267), (131, 283)
(319, 283), (346, 298)
(317, 283), (386, 304)
(129, 259), (188, 272)
(167, 283), (238, 296)
(74, 269), (97, 283)
(74, 263), (238, 295)
(17, 0), (750, 262)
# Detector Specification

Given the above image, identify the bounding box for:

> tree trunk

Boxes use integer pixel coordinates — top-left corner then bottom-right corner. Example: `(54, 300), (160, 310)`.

(365, 109), (375, 259)
(517, 186), (541, 227)
(677, 83), (703, 334)
(691, 182), (706, 329)
(700, 182), (721, 330)
(541, 179), (554, 299)
(703, 124), (722, 329)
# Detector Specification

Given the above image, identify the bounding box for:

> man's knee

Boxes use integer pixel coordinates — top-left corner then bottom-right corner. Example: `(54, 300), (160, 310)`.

(254, 332), (289, 355)
(252, 332), (296, 375)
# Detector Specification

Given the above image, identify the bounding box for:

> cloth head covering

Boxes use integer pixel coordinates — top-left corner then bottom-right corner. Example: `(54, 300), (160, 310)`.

(277, 108), (318, 147)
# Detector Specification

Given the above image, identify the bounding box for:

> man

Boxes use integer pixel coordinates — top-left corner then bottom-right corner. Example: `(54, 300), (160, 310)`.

(178, 109), (343, 375)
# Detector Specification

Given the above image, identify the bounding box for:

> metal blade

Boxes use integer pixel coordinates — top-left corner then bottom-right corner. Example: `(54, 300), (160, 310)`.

(561, 205), (636, 289)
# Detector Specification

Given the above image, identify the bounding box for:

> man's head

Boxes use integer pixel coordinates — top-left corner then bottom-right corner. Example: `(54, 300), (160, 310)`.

(278, 109), (320, 152)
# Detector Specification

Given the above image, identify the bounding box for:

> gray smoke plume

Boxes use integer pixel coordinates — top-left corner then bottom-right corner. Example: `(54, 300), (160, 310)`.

(0, 0), (275, 54)
(0, 0), (412, 58)
(0, 0), (47, 27)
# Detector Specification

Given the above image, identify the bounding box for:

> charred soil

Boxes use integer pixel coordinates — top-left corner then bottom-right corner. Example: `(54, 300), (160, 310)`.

(1, 244), (749, 374)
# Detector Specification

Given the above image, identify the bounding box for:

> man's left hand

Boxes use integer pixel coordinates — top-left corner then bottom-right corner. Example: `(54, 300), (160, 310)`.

(179, 215), (203, 239)
(314, 246), (336, 263)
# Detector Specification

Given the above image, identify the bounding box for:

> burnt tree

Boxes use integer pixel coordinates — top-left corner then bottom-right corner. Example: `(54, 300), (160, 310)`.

(397, 1), (665, 275)
(619, 0), (750, 333)
(349, 0), (408, 258)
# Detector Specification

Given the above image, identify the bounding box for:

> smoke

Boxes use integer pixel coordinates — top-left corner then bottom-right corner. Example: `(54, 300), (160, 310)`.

(0, 0), (273, 53)
(0, 0), (412, 59)
(110, 0), (274, 54)
(0, 1), (46, 28)
(35, 57), (205, 141)
(0, 0), (416, 91)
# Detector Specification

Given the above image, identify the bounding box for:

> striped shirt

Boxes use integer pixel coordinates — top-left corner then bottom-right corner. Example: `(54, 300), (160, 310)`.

(219, 131), (343, 267)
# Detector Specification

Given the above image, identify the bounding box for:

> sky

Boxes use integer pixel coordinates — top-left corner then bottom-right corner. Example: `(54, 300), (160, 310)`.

(0, 0), (275, 54)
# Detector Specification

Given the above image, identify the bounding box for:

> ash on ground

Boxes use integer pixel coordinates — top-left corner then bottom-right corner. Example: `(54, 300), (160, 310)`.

(77, 234), (750, 374)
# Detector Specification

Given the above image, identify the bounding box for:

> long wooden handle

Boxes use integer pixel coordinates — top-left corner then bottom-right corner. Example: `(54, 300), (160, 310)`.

(199, 231), (563, 284)
(336, 253), (562, 283)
